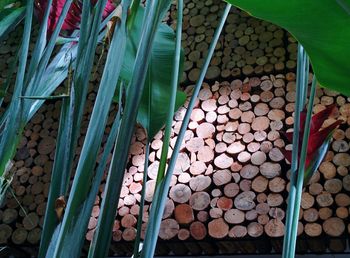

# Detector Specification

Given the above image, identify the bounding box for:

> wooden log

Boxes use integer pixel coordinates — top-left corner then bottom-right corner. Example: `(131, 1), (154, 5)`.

(304, 223), (322, 237)
(303, 208), (319, 223)
(301, 192), (315, 209)
(336, 207), (348, 219)
(260, 162), (281, 178)
(174, 204), (194, 224)
(247, 222), (263, 237)
(189, 192), (210, 211)
(2, 209), (18, 224)
(0, 224), (13, 243)
(11, 228), (28, 245)
(23, 213), (39, 231)
(224, 209), (245, 224)
(213, 169), (231, 186)
(190, 221), (206, 240)
(269, 207), (285, 220)
(316, 192), (334, 207)
(252, 176), (268, 193)
(189, 175), (211, 191)
(208, 218), (229, 239)
(217, 197), (233, 211)
(335, 193), (350, 207)
(223, 183), (239, 198)
(324, 178), (342, 194)
(159, 219), (179, 240)
(323, 217), (345, 237)
(264, 219), (284, 237)
(169, 184), (192, 203)
(267, 193), (283, 207)
(319, 207), (333, 220)
(228, 225), (247, 238)
(234, 191), (256, 211)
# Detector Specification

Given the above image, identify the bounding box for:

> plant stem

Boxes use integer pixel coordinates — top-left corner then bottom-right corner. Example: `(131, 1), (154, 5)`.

(282, 44), (308, 258)
(156, 0), (183, 184)
(289, 76), (316, 256)
(140, 4), (231, 257)
(88, 0), (168, 256)
(133, 141), (150, 258)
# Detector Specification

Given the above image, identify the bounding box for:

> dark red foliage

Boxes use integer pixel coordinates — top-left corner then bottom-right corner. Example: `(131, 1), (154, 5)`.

(282, 104), (342, 168)
(34, 0), (116, 35)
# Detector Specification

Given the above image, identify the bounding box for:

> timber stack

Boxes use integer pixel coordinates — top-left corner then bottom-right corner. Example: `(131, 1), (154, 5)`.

(0, 0), (349, 255)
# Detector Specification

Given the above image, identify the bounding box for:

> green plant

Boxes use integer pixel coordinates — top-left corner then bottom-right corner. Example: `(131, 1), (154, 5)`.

(0, 0), (25, 40)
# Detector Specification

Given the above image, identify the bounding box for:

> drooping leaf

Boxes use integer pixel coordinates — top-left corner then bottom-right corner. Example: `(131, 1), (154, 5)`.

(34, 0), (115, 35)
(90, 0), (172, 256)
(304, 132), (333, 184)
(0, 6), (25, 41)
(283, 119), (342, 162)
(224, 0), (350, 95)
(120, 5), (186, 139)
(141, 3), (232, 257)
(307, 120), (342, 154)
(284, 104), (339, 143)
(43, 1), (127, 257)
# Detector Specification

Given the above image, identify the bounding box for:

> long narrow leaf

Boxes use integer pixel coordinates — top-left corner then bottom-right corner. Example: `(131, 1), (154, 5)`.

(47, 3), (129, 258)
(133, 141), (150, 257)
(155, 0), (183, 184)
(141, 3), (232, 257)
(89, 0), (172, 257)
(0, 0), (33, 178)
(304, 133), (333, 184)
(282, 44), (309, 258)
(39, 88), (74, 257)
(0, 6), (25, 41)
(289, 77), (317, 257)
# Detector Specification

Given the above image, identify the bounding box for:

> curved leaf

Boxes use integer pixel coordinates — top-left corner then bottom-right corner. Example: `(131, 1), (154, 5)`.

(225, 0), (350, 95)
(0, 7), (25, 41)
(120, 5), (186, 139)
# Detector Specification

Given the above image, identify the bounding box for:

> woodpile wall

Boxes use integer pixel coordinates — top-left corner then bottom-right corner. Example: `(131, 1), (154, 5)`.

(0, 1), (350, 256)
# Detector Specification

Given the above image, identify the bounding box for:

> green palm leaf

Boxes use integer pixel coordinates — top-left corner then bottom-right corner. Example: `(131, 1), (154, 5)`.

(224, 0), (350, 95)
(120, 5), (186, 139)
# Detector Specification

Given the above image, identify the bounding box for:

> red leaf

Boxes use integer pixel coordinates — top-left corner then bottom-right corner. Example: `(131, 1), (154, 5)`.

(307, 120), (342, 154)
(299, 104), (337, 133)
(35, 0), (116, 35)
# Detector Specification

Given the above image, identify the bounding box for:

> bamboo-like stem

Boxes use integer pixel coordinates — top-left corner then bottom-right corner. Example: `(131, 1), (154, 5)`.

(156, 0), (183, 184)
(288, 77), (317, 256)
(140, 4), (232, 257)
(133, 141), (150, 258)
(282, 44), (309, 258)
(88, 1), (170, 257)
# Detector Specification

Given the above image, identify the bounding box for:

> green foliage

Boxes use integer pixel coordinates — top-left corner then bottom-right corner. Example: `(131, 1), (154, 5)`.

(141, 3), (232, 257)
(120, 5), (186, 139)
(0, 6), (25, 41)
(0, 0), (75, 203)
(304, 133), (332, 184)
(224, 0), (350, 96)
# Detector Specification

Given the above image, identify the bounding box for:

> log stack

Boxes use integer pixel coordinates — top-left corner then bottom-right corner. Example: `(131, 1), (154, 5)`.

(88, 73), (350, 243)
(0, 1), (349, 255)
(168, 0), (293, 83)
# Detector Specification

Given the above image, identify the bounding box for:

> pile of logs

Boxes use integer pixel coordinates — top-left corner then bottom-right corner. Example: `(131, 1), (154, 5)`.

(100, 74), (350, 243)
(168, 0), (294, 83)
(0, 1), (349, 254)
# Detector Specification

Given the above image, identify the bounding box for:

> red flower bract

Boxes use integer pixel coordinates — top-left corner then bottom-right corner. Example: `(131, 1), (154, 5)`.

(34, 0), (116, 35)
(282, 104), (342, 168)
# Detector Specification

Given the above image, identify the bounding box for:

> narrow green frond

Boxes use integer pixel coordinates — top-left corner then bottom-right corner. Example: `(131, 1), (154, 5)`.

(141, 3), (232, 257)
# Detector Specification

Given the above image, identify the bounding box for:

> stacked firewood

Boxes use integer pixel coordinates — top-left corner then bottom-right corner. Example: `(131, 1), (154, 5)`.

(91, 73), (350, 242)
(168, 0), (292, 83)
(0, 3), (349, 252)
